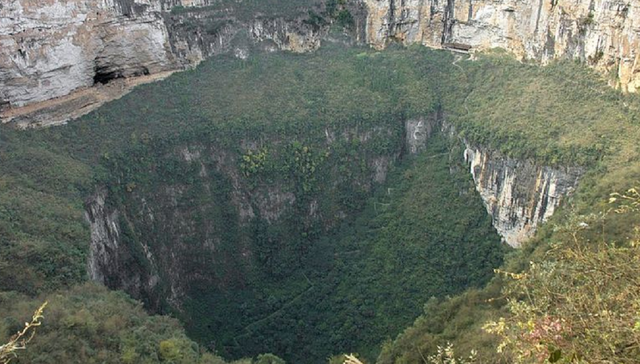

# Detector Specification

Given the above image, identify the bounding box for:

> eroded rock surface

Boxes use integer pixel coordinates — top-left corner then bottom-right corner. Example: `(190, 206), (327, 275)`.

(364, 0), (640, 92)
(464, 146), (583, 247)
(0, 0), (325, 125)
(3, 0), (639, 126)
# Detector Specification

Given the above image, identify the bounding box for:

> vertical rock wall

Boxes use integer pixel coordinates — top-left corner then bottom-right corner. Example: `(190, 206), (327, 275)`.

(3, 0), (638, 123)
(0, 0), (177, 109)
(364, 0), (640, 92)
(85, 188), (160, 303)
(464, 146), (583, 247)
(0, 0), (326, 119)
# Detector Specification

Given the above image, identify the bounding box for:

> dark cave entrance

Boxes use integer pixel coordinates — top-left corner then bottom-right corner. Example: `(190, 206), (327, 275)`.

(93, 66), (150, 85)
(93, 66), (124, 85)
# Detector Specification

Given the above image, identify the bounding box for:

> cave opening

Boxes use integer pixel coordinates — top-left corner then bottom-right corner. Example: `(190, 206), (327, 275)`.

(93, 66), (124, 85)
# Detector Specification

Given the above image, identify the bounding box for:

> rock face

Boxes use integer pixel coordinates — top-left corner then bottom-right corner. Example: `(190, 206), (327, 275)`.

(0, 0), (177, 109)
(363, 0), (640, 92)
(464, 146), (583, 247)
(85, 187), (161, 306)
(4, 0), (639, 125)
(0, 0), (325, 124)
(405, 115), (436, 154)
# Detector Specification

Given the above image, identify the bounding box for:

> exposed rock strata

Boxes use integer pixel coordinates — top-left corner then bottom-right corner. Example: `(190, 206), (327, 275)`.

(422, 115), (583, 247)
(464, 146), (583, 247)
(0, 0), (325, 125)
(364, 0), (640, 92)
(0, 0), (177, 109)
(3, 0), (638, 126)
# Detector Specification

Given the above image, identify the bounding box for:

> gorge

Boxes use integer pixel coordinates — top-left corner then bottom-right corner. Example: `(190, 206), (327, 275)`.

(1, 1), (640, 364)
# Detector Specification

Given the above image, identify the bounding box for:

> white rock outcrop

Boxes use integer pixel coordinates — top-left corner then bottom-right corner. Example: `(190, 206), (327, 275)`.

(0, 0), (324, 125)
(364, 0), (640, 93)
(464, 146), (583, 247)
(0, 0), (177, 109)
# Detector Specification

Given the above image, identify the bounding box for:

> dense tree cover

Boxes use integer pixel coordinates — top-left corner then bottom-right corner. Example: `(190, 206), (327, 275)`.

(2, 38), (639, 364)
(0, 45), (483, 363)
(0, 43), (448, 296)
(175, 135), (504, 362)
(443, 50), (640, 167)
(376, 53), (640, 363)
(83, 46), (502, 362)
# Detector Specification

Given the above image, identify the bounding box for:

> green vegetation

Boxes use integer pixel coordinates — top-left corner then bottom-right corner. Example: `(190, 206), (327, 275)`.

(169, 0), (355, 35)
(77, 46), (499, 362)
(2, 35), (640, 364)
(0, 284), (256, 364)
(376, 52), (640, 363)
(442, 50), (640, 168)
(179, 134), (503, 362)
(0, 45), (489, 363)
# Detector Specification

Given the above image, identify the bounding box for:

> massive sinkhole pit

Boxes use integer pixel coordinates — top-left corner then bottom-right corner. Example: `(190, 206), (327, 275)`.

(6, 42), (627, 363)
(80, 45), (505, 362)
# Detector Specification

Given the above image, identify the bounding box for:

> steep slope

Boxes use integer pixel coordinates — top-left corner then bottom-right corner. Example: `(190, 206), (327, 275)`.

(0, 46), (506, 363)
(3, 0), (639, 128)
(2, 39), (635, 363)
(376, 51), (640, 364)
(0, 0), (334, 125)
(364, 0), (640, 92)
(75, 47), (506, 362)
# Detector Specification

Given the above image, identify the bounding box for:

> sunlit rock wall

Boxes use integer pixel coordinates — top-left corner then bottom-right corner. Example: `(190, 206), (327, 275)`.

(364, 0), (640, 92)
(464, 146), (583, 247)
(0, 0), (325, 117)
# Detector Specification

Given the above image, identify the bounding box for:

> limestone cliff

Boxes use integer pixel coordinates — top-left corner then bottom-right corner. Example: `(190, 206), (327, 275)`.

(464, 146), (583, 247)
(5, 0), (638, 126)
(0, 0), (176, 109)
(0, 0), (325, 126)
(403, 115), (582, 247)
(364, 0), (640, 92)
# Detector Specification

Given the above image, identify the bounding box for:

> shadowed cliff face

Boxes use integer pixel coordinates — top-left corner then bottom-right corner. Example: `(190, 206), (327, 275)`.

(85, 121), (403, 313)
(82, 113), (507, 361)
(364, 0), (640, 92)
